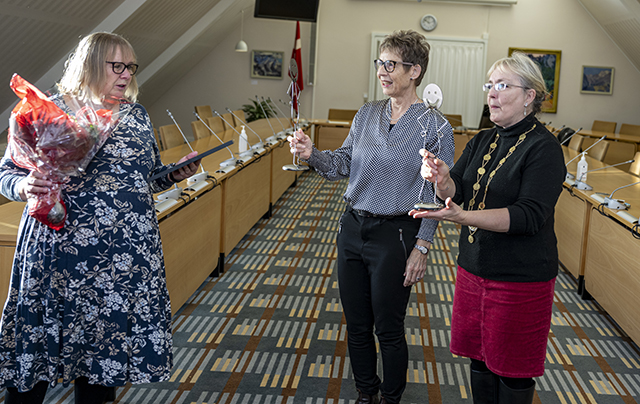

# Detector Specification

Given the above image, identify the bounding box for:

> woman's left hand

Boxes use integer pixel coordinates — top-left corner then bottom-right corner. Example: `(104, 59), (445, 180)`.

(404, 248), (428, 287)
(409, 197), (467, 224)
(170, 151), (202, 182)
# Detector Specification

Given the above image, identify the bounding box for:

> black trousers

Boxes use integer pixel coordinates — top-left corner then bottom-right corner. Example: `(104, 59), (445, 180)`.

(337, 207), (420, 403)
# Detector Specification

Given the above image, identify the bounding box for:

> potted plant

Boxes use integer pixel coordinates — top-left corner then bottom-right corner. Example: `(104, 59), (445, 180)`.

(242, 98), (276, 122)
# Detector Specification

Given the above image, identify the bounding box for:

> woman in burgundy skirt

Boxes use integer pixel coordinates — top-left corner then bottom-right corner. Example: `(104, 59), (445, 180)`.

(410, 52), (566, 403)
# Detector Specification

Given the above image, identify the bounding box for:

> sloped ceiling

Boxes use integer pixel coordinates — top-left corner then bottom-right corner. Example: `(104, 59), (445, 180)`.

(0, 0), (251, 131)
(577, 0), (640, 72)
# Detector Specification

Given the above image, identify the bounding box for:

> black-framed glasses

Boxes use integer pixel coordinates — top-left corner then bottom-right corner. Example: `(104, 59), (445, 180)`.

(374, 59), (414, 73)
(106, 61), (139, 75)
(483, 82), (526, 92)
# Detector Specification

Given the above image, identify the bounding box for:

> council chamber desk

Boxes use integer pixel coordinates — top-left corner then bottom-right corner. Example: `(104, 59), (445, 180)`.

(556, 147), (640, 344)
(0, 118), (303, 315)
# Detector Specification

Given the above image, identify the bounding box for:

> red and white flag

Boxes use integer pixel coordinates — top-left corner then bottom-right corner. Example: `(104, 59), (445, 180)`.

(289, 21), (304, 112)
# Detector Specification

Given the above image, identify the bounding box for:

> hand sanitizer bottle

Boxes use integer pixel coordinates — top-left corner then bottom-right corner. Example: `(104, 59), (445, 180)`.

(576, 153), (588, 183)
(239, 125), (248, 153)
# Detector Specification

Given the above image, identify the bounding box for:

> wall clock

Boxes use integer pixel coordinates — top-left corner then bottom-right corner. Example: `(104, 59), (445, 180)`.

(420, 14), (438, 32)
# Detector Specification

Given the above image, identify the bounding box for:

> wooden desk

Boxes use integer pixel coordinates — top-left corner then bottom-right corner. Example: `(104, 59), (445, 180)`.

(309, 119), (351, 151)
(556, 146), (640, 344)
(0, 118), (303, 317)
(579, 129), (638, 171)
(0, 202), (25, 306)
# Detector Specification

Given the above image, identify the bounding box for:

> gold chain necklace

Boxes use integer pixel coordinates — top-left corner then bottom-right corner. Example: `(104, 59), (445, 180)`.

(467, 124), (536, 244)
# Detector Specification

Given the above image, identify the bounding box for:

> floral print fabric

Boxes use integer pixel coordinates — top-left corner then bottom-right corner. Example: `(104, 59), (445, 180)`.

(0, 98), (175, 392)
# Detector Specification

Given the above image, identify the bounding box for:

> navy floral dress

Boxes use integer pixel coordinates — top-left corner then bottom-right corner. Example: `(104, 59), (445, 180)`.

(0, 97), (175, 392)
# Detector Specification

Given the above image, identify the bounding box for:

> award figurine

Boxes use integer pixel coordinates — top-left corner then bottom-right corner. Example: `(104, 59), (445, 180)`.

(414, 83), (448, 211)
(283, 58), (310, 172)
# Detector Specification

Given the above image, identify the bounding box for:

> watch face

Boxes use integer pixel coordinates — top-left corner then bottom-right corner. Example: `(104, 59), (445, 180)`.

(421, 14), (437, 32)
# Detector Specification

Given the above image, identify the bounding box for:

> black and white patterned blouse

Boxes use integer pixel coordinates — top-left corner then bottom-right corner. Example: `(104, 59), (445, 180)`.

(307, 99), (455, 242)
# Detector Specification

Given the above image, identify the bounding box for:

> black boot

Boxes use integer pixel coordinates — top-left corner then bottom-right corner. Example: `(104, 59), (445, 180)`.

(356, 389), (380, 404)
(105, 386), (117, 401)
(470, 368), (498, 404)
(74, 377), (112, 404)
(5, 381), (48, 404)
(497, 377), (535, 404)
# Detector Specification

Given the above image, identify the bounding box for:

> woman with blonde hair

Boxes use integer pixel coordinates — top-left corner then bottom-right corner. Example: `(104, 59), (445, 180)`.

(411, 52), (565, 403)
(0, 32), (199, 404)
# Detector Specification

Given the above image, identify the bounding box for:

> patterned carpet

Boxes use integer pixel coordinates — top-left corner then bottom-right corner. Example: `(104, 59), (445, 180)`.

(33, 171), (640, 403)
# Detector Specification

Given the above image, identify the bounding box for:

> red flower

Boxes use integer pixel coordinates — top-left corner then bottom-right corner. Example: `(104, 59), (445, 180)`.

(8, 74), (115, 230)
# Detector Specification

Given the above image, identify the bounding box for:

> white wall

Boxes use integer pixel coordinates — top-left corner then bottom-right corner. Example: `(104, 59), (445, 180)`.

(146, 16), (314, 138)
(147, 0), (640, 133)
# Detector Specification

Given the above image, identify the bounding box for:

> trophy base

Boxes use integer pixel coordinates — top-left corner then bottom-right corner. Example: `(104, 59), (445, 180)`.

(283, 164), (310, 172)
(414, 202), (444, 211)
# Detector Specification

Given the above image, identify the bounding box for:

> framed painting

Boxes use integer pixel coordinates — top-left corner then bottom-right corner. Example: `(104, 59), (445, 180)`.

(251, 50), (284, 79)
(581, 66), (614, 95)
(508, 48), (562, 113)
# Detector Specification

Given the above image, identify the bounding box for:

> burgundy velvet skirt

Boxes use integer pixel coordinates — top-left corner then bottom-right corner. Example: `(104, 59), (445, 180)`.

(450, 266), (556, 378)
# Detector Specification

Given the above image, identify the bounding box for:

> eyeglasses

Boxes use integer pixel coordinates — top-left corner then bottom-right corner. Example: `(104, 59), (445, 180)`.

(483, 82), (526, 92)
(374, 59), (414, 73)
(106, 61), (139, 75)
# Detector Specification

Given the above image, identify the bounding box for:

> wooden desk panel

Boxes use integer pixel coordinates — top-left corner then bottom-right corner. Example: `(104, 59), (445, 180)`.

(270, 142), (297, 204)
(584, 211), (640, 344)
(555, 190), (589, 279)
(316, 126), (350, 151)
(222, 157), (270, 255)
(160, 187), (221, 315)
(0, 202), (26, 306)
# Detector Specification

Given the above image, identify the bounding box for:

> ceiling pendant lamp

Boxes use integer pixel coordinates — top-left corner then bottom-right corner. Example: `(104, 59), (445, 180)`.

(235, 9), (248, 52)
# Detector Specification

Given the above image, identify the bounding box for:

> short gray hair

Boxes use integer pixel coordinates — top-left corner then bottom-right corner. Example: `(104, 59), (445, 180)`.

(487, 52), (547, 115)
(380, 30), (430, 86)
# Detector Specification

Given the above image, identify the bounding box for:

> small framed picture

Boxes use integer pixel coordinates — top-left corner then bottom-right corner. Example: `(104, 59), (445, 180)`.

(581, 66), (614, 95)
(251, 50), (284, 79)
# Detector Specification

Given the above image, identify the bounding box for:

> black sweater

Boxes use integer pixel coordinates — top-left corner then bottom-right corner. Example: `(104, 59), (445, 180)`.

(451, 114), (566, 282)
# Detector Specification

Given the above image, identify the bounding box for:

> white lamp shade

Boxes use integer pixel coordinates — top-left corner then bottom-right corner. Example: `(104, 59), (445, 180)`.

(235, 40), (248, 52)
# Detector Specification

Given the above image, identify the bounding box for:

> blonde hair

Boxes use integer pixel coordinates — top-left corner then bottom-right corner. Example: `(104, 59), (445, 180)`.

(58, 32), (138, 102)
(380, 30), (430, 86)
(487, 52), (547, 115)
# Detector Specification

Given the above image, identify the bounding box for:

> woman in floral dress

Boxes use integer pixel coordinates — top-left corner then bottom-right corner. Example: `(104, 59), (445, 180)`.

(0, 32), (200, 404)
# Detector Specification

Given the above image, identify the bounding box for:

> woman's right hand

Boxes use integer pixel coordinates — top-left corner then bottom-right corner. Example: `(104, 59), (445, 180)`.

(287, 129), (313, 160)
(419, 148), (451, 186)
(17, 171), (54, 202)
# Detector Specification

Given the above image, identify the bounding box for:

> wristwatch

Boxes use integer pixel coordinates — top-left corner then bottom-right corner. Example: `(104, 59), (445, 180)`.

(414, 244), (429, 255)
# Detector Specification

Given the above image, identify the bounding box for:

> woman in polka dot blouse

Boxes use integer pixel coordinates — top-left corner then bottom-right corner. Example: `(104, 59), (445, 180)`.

(289, 30), (454, 404)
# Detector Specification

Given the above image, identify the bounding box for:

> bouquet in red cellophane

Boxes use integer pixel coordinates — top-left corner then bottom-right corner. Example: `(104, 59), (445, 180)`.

(8, 73), (117, 230)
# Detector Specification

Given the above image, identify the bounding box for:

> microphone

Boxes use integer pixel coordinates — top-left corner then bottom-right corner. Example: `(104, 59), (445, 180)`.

(271, 96), (308, 124)
(604, 181), (640, 210)
(193, 111), (238, 173)
(551, 124), (565, 135)
(225, 107), (267, 150)
(166, 109), (209, 187)
(213, 110), (254, 161)
(565, 134), (606, 180)
(560, 127), (582, 146)
(572, 159), (635, 190)
(257, 95), (287, 132)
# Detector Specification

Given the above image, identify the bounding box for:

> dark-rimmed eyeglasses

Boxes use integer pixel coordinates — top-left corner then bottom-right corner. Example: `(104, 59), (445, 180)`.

(483, 82), (526, 92)
(106, 61), (139, 75)
(374, 59), (414, 73)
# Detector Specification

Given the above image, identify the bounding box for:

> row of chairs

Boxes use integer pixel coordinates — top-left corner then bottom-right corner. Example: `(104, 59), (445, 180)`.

(566, 134), (640, 177)
(155, 106), (245, 150)
(592, 120), (640, 136)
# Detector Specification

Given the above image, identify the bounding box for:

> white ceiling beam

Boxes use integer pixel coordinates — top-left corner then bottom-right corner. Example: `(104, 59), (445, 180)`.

(136, 0), (238, 85)
(1, 0), (148, 130)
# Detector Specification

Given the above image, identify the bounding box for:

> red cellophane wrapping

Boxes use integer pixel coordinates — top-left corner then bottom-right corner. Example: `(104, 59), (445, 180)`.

(8, 73), (115, 230)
